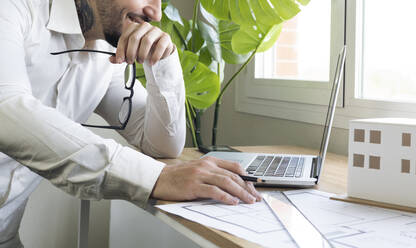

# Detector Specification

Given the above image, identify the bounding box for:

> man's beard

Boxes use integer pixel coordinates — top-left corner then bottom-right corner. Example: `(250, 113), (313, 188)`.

(104, 31), (121, 48)
(96, 0), (123, 48)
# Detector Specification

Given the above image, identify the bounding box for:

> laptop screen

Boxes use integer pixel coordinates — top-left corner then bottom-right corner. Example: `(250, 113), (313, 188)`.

(315, 46), (347, 180)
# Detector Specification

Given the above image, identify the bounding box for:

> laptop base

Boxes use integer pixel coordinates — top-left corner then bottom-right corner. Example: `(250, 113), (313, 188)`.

(198, 145), (241, 154)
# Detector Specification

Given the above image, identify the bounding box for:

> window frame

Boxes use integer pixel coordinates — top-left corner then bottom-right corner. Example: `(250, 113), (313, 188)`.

(235, 0), (416, 130)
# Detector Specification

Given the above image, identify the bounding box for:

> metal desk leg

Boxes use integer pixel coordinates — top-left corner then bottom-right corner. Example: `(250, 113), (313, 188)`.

(78, 200), (90, 248)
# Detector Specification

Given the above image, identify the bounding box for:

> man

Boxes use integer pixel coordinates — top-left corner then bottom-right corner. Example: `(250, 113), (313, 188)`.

(0, 0), (261, 246)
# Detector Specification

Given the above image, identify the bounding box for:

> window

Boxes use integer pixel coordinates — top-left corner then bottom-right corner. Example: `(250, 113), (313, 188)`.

(401, 159), (411, 173)
(255, 0), (331, 82)
(236, 0), (416, 128)
(402, 133), (411, 147)
(369, 130), (381, 144)
(359, 0), (416, 102)
(353, 154), (364, 168)
(354, 129), (365, 142)
(369, 156), (380, 170)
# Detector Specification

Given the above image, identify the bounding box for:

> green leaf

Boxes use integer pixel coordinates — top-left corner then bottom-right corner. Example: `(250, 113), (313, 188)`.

(187, 20), (204, 52)
(198, 46), (214, 66)
(163, 4), (183, 25)
(202, 0), (307, 54)
(197, 19), (222, 61)
(198, 6), (251, 64)
(232, 23), (283, 54)
(136, 63), (146, 87)
(218, 20), (251, 64)
(200, 0), (230, 21)
(199, 46), (225, 83)
(158, 4), (191, 50)
(296, 0), (310, 6)
(180, 50), (220, 109)
(159, 16), (189, 50)
(161, 0), (170, 10)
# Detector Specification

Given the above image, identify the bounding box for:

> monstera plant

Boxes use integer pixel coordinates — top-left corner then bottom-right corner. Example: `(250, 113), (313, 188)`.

(137, 0), (310, 149)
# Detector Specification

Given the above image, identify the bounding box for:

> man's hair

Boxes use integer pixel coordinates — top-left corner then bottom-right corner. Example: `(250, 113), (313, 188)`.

(76, 0), (94, 33)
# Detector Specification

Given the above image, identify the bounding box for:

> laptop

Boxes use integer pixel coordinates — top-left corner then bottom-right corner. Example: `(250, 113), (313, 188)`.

(203, 46), (347, 187)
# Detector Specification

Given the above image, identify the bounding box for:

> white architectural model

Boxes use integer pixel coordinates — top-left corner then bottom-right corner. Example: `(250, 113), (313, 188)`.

(348, 118), (416, 208)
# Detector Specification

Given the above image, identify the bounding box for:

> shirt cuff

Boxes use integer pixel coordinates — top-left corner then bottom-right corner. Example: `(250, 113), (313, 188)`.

(143, 49), (184, 93)
(102, 146), (165, 208)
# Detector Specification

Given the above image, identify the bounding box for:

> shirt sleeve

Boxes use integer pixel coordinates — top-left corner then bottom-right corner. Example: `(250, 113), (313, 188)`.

(95, 49), (186, 158)
(0, 0), (163, 208)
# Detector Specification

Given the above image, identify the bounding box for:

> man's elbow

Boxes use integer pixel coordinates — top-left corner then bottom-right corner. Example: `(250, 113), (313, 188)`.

(141, 137), (185, 159)
(160, 144), (184, 159)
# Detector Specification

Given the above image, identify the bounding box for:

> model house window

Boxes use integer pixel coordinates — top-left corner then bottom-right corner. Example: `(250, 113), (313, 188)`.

(237, 0), (416, 129)
(401, 159), (411, 173)
(354, 129), (365, 142)
(353, 154), (364, 168)
(369, 156), (380, 170)
(369, 130), (381, 144)
(402, 133), (411, 147)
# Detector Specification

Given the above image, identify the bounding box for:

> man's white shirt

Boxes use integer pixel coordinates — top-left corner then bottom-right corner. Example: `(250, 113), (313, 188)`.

(0, 0), (186, 244)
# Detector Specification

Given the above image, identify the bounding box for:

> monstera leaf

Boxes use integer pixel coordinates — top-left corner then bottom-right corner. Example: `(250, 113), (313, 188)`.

(200, 0), (310, 54)
(198, 6), (251, 64)
(180, 50), (220, 109)
(232, 23), (283, 54)
(136, 50), (220, 109)
(158, 4), (204, 53)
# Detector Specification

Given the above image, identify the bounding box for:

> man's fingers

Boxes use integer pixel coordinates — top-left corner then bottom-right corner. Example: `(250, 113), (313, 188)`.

(213, 167), (262, 201)
(149, 34), (171, 65)
(198, 185), (239, 205)
(162, 43), (175, 60)
(247, 182), (262, 201)
(209, 157), (246, 175)
(125, 24), (153, 64)
(203, 174), (256, 204)
(137, 28), (162, 64)
(115, 24), (139, 63)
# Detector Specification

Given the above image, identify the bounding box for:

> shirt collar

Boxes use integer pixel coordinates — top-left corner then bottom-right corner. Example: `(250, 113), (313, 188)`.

(46, 0), (82, 34)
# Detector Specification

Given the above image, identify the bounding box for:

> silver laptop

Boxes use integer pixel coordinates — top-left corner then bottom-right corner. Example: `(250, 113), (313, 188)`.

(204, 46), (347, 187)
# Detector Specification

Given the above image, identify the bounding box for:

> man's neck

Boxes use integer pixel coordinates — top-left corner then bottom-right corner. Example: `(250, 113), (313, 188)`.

(74, 0), (104, 41)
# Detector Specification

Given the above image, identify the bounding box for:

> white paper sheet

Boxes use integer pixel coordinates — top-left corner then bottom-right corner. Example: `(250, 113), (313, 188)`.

(284, 190), (416, 248)
(156, 189), (416, 248)
(156, 191), (295, 248)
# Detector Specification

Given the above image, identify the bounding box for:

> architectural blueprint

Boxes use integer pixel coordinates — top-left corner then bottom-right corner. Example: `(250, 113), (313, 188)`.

(156, 190), (416, 248)
(286, 190), (416, 248)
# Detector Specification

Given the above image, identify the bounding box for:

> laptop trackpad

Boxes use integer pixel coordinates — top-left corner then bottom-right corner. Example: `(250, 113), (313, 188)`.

(203, 152), (257, 167)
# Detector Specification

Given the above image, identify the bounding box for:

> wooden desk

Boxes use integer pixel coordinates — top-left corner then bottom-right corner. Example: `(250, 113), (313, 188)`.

(150, 146), (348, 248)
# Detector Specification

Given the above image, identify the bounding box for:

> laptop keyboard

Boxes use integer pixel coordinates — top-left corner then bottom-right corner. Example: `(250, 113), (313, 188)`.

(246, 155), (305, 178)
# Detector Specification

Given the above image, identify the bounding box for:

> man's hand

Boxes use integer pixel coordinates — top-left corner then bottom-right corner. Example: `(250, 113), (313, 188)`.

(110, 22), (175, 65)
(151, 156), (262, 205)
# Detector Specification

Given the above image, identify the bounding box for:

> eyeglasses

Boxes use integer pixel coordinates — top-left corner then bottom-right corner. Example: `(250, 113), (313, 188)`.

(51, 49), (135, 130)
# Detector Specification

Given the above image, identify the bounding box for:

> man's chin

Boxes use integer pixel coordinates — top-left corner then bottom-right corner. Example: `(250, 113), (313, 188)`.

(104, 32), (120, 48)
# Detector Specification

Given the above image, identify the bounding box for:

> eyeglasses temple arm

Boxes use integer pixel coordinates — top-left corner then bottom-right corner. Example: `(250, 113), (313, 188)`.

(50, 49), (116, 56)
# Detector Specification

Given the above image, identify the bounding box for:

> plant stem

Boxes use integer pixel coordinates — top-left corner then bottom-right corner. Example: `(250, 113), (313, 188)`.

(190, 103), (196, 119)
(217, 61), (221, 83)
(186, 99), (198, 147)
(173, 25), (188, 50)
(195, 109), (203, 146)
(211, 99), (221, 146)
(211, 50), (256, 146)
(218, 51), (256, 99)
(191, 0), (200, 52)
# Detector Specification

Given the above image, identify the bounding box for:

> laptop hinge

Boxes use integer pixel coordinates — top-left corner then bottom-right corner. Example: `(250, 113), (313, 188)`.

(310, 157), (319, 179)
